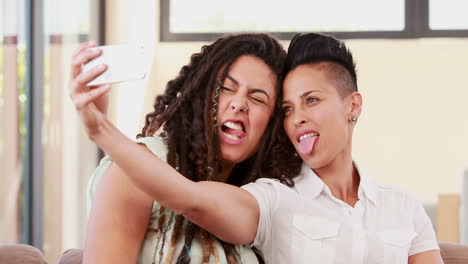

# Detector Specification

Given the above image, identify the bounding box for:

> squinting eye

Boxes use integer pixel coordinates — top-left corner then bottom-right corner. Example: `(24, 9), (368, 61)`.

(220, 86), (234, 92)
(251, 97), (265, 104)
(306, 97), (317, 104)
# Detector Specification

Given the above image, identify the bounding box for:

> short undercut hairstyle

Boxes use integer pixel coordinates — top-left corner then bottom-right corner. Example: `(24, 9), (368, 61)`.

(266, 33), (360, 185)
(285, 33), (358, 98)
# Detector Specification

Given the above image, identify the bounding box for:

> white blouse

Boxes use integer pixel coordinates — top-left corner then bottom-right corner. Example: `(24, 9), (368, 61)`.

(242, 162), (439, 264)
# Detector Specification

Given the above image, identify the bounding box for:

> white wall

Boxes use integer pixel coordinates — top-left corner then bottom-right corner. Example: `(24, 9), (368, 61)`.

(349, 38), (468, 203)
(105, 0), (156, 138)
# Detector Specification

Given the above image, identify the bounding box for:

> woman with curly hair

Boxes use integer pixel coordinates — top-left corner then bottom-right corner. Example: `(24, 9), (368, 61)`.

(68, 34), (286, 263)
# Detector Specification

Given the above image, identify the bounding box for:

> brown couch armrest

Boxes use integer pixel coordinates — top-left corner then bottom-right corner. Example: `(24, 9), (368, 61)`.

(59, 249), (82, 264)
(0, 244), (47, 264)
(440, 242), (468, 264)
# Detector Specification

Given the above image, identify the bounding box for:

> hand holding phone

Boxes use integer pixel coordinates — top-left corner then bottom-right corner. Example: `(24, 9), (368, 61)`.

(82, 44), (148, 86)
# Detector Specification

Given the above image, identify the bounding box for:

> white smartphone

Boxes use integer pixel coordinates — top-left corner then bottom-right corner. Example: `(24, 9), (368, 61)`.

(83, 44), (148, 86)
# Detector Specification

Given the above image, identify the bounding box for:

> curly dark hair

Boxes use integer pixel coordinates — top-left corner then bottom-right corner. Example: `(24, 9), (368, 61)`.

(268, 33), (359, 188)
(137, 33), (286, 264)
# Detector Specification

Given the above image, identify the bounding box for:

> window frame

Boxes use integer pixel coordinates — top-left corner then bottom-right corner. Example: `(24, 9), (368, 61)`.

(160, 0), (468, 42)
(23, 0), (106, 250)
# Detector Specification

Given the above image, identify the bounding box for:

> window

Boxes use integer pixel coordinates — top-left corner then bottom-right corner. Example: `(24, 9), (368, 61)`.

(169, 0), (405, 33)
(41, 0), (103, 261)
(0, 0), (28, 245)
(161, 0), (468, 41)
(429, 0), (468, 30)
(1, 0), (104, 262)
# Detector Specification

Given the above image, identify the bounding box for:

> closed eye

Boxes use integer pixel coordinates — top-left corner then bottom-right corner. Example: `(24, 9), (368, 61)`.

(220, 86), (234, 93)
(250, 96), (266, 104)
(249, 89), (270, 105)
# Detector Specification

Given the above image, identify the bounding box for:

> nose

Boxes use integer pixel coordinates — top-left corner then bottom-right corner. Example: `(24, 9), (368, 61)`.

(293, 109), (307, 127)
(229, 98), (248, 113)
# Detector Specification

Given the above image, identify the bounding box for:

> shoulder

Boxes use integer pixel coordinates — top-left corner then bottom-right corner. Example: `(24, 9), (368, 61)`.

(374, 182), (422, 209)
(356, 162), (420, 206)
(87, 136), (168, 212)
(241, 178), (289, 192)
(135, 136), (168, 161)
(241, 178), (293, 206)
(375, 182), (413, 198)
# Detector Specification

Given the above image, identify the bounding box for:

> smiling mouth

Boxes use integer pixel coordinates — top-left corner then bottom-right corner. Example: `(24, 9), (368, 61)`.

(221, 121), (246, 142)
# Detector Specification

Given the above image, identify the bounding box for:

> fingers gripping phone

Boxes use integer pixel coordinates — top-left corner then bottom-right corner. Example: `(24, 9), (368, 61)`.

(83, 44), (148, 86)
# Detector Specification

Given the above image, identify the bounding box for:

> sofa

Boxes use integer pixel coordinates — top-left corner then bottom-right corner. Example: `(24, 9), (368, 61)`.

(0, 242), (467, 263)
(0, 244), (47, 264)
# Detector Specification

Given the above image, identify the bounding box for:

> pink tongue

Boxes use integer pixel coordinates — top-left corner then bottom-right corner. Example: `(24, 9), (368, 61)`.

(298, 136), (317, 155)
(224, 128), (246, 137)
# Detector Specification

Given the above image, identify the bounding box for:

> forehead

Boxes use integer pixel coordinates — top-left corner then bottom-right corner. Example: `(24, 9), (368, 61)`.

(226, 55), (277, 91)
(283, 64), (339, 100)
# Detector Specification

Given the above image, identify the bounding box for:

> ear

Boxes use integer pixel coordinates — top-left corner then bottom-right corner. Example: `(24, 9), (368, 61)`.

(348, 92), (362, 122)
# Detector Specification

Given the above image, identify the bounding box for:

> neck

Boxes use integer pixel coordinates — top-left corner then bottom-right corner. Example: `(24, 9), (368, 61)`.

(218, 161), (235, 182)
(312, 148), (360, 207)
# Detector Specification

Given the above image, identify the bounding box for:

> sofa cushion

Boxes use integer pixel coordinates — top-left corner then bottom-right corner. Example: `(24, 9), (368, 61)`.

(440, 242), (468, 264)
(0, 244), (47, 264)
(59, 249), (82, 264)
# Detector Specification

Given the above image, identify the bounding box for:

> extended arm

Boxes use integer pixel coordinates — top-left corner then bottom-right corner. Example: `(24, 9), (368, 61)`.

(91, 124), (259, 244)
(69, 42), (260, 245)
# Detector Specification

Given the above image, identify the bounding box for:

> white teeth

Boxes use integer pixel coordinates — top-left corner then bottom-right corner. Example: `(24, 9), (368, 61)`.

(223, 131), (240, 141)
(224, 121), (243, 131)
(299, 133), (318, 142)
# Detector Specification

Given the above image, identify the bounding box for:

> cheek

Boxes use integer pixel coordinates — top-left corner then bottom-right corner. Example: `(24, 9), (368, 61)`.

(319, 109), (348, 145)
(307, 104), (341, 128)
(216, 94), (227, 112)
(283, 117), (295, 142)
(250, 108), (271, 134)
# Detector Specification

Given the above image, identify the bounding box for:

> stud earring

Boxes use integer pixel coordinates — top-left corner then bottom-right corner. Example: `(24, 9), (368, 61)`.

(351, 116), (357, 122)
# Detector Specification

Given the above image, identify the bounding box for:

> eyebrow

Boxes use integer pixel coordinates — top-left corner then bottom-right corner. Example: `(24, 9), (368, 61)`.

(226, 74), (239, 85)
(249, 88), (270, 100)
(281, 90), (321, 105)
(225, 74), (271, 100)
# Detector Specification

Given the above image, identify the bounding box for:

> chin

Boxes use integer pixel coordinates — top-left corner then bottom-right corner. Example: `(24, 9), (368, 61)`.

(301, 152), (326, 170)
(221, 151), (246, 165)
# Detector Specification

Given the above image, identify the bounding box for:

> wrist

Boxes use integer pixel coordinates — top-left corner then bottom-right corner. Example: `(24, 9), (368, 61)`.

(87, 118), (114, 144)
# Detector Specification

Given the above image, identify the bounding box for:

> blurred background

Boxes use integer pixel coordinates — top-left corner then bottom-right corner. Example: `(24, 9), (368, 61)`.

(0, 0), (467, 262)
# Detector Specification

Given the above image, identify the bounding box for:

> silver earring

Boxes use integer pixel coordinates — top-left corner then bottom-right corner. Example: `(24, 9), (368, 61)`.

(351, 116), (357, 122)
